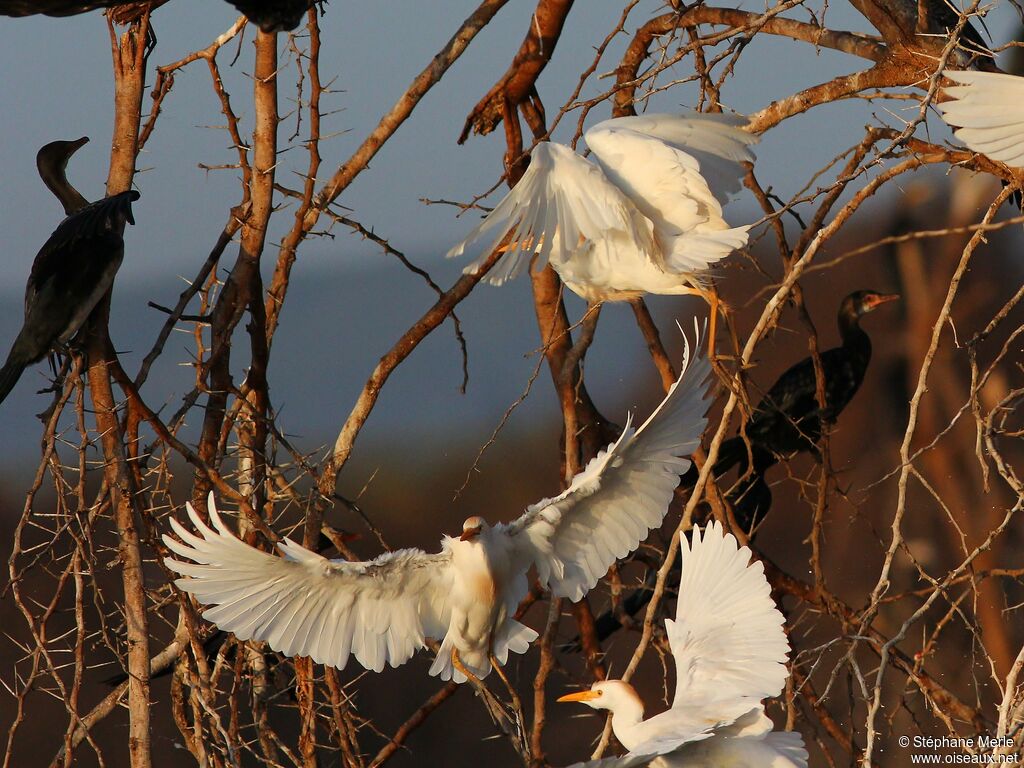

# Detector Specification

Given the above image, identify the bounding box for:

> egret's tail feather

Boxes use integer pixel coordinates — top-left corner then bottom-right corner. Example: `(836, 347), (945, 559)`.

(429, 619), (536, 683)
(429, 636), (490, 683)
(493, 619), (538, 666)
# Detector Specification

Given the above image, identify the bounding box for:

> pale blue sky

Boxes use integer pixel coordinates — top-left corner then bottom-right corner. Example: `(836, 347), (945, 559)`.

(0, 0), (1017, 464)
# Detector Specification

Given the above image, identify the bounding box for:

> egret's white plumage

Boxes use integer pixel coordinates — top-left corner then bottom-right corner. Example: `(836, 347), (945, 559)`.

(447, 112), (756, 302)
(558, 522), (805, 767)
(938, 71), (1024, 168)
(164, 330), (711, 683)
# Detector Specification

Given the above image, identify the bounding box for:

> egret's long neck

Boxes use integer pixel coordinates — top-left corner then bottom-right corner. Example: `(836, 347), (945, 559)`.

(608, 693), (646, 751)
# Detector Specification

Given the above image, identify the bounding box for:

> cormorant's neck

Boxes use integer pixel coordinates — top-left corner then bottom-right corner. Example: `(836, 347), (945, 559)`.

(838, 308), (871, 363)
(42, 172), (90, 216)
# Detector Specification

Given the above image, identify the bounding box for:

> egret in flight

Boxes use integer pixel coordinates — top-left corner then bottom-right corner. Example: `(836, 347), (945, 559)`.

(0, 137), (139, 405)
(938, 71), (1024, 168)
(448, 112), (757, 355)
(164, 330), (711, 683)
(558, 522), (806, 767)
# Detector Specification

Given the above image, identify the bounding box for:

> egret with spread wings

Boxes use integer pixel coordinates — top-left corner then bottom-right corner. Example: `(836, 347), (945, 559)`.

(448, 112), (756, 353)
(558, 522), (806, 767)
(164, 330), (711, 683)
(938, 71), (1024, 169)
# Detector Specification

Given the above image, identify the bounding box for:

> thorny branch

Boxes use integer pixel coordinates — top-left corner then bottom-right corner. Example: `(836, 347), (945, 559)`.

(3, 1), (1023, 767)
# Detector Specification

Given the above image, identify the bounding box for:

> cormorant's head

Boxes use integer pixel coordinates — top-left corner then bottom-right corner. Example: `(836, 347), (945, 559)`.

(37, 137), (89, 179)
(37, 137), (91, 215)
(844, 290), (899, 319)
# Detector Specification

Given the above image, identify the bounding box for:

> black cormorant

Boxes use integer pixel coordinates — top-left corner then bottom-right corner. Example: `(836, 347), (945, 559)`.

(0, 0), (314, 32)
(0, 137), (139, 405)
(715, 290), (899, 474)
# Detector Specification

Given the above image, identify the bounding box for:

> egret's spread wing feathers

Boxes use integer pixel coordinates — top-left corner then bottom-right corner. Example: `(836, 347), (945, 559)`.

(622, 525), (794, 757)
(164, 495), (454, 673)
(759, 731), (810, 767)
(592, 112), (757, 195)
(504, 325), (710, 601)
(668, 521), (789, 715)
(447, 142), (655, 284)
(938, 71), (1024, 168)
(562, 754), (659, 768)
(671, 722), (809, 767)
(584, 123), (750, 274)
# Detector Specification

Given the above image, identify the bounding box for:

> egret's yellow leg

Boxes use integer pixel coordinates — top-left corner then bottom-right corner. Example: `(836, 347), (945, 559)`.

(676, 285), (727, 359)
(451, 648), (485, 687)
(488, 651), (529, 754)
(488, 651), (521, 707)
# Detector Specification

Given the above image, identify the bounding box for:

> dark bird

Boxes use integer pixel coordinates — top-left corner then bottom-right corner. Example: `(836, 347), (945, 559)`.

(0, 137), (139, 405)
(576, 293), (898, 650)
(718, 290), (899, 467)
(0, 0), (314, 32)
(846, 0), (993, 68)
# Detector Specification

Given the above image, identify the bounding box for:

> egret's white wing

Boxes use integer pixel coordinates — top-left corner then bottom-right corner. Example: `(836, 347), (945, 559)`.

(562, 754), (659, 768)
(563, 710), (805, 767)
(938, 71), (1024, 168)
(164, 495), (454, 673)
(623, 526), (792, 757)
(669, 728), (808, 767)
(626, 521), (789, 757)
(593, 112), (757, 196)
(502, 324), (710, 601)
(584, 125), (749, 275)
(447, 141), (656, 285)
(563, 729), (806, 768)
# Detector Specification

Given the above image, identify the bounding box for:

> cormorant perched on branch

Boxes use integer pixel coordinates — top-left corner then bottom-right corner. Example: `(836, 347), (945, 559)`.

(570, 291), (899, 649)
(0, 137), (139, 405)
(716, 290), (899, 473)
(0, 0), (314, 32)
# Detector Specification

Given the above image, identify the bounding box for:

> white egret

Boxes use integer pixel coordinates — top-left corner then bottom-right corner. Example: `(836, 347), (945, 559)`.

(447, 112), (757, 354)
(558, 522), (806, 768)
(163, 330), (711, 684)
(938, 71), (1024, 168)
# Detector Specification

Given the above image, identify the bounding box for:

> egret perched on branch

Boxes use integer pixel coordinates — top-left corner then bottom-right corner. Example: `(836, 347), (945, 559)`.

(558, 522), (806, 768)
(164, 329), (711, 684)
(938, 71), (1024, 168)
(0, 137), (139, 405)
(448, 112), (757, 357)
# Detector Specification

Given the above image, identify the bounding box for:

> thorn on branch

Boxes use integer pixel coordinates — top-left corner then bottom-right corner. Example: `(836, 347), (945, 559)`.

(147, 302), (212, 323)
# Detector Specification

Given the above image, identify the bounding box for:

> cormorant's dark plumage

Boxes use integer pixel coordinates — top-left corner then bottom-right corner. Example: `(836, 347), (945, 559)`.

(0, 0), (314, 32)
(0, 138), (139, 405)
(715, 290), (899, 474)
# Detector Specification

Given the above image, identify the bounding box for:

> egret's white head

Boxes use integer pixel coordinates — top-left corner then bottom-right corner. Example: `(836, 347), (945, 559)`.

(557, 680), (643, 715)
(459, 516), (487, 541)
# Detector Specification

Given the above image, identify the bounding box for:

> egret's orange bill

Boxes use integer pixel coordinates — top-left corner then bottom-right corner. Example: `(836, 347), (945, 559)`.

(557, 690), (601, 703)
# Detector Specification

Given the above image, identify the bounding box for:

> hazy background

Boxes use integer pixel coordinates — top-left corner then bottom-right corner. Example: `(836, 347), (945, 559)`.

(0, 1), (1021, 766)
(0, 0), (1016, 461)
